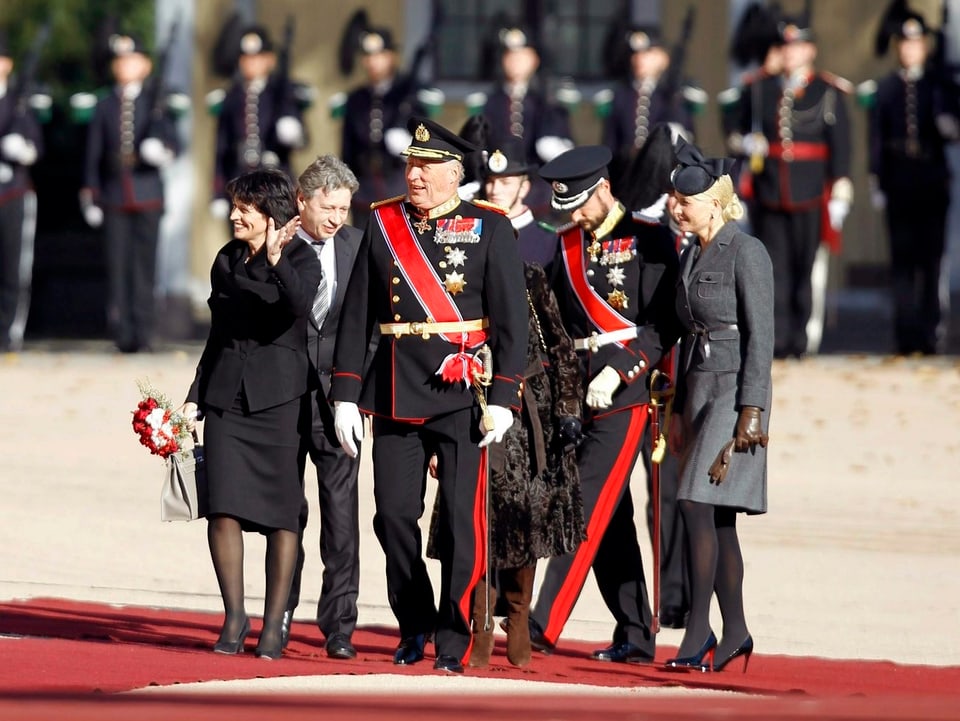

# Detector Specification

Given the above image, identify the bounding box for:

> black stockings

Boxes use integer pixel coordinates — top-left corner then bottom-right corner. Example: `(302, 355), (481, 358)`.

(677, 500), (749, 659)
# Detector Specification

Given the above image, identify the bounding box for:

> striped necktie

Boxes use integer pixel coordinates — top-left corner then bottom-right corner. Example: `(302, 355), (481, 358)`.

(310, 240), (329, 328)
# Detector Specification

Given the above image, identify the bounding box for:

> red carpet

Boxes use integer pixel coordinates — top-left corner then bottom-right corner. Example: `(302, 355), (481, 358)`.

(0, 598), (958, 720)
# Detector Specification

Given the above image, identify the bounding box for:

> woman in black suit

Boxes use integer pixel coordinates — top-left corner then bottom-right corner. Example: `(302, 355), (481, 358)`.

(180, 169), (323, 659)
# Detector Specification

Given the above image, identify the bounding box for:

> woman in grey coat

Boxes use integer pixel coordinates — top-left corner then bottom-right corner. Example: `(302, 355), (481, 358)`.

(664, 141), (774, 673)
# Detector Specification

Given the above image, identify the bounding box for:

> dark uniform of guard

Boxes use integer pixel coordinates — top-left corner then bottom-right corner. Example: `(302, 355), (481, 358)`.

(734, 17), (852, 358)
(0, 31), (43, 352)
(862, 12), (959, 354)
(81, 34), (181, 353)
(211, 26), (307, 212)
(330, 117), (527, 673)
(528, 146), (679, 661)
(339, 28), (426, 230)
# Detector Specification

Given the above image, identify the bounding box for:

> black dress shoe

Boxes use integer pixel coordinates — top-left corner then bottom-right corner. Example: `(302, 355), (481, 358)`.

(659, 606), (689, 630)
(528, 617), (555, 655)
(591, 641), (655, 664)
(393, 634), (426, 665)
(325, 632), (357, 659)
(280, 609), (294, 649)
(433, 654), (464, 674)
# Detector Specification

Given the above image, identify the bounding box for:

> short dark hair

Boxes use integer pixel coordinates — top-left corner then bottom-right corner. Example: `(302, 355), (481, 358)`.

(226, 169), (297, 225)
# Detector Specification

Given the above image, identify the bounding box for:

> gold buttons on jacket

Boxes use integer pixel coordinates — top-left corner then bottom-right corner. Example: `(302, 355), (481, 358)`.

(392, 276), (400, 285)
(392, 295), (400, 303)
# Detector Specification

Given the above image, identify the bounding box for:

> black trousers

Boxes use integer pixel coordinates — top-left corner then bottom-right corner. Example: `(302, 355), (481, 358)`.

(754, 205), (821, 357)
(0, 194), (30, 350)
(886, 192), (949, 354)
(104, 208), (161, 350)
(372, 407), (485, 663)
(289, 390), (361, 639)
(530, 405), (655, 653)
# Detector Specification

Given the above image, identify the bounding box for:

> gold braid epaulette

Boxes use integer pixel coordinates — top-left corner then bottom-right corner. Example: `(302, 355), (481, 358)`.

(369, 194), (407, 210)
(471, 198), (510, 216)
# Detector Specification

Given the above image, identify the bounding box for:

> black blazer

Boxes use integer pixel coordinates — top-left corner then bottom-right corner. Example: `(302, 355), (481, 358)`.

(188, 235), (323, 413)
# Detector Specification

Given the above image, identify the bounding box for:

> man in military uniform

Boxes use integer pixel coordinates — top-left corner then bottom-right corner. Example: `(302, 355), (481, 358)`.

(732, 15), (852, 358)
(527, 145), (679, 663)
(210, 25), (307, 220)
(330, 116), (527, 674)
(598, 25), (702, 196)
(862, 10), (958, 355)
(339, 27), (426, 230)
(80, 33), (181, 353)
(0, 31), (43, 353)
(481, 136), (557, 269)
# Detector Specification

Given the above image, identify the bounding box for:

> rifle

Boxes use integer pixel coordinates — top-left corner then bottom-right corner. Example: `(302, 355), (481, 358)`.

(271, 15), (296, 115)
(144, 17), (180, 140)
(10, 23), (51, 129)
(661, 6), (696, 105)
(394, 3), (443, 108)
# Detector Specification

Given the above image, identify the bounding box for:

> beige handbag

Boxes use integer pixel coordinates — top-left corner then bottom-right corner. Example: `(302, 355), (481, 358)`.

(161, 430), (207, 521)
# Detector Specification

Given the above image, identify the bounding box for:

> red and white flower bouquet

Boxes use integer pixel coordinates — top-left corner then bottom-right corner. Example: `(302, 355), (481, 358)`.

(131, 380), (191, 459)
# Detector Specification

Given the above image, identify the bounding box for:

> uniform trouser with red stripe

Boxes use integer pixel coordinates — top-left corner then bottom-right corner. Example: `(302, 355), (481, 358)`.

(372, 407), (486, 663)
(530, 405), (655, 653)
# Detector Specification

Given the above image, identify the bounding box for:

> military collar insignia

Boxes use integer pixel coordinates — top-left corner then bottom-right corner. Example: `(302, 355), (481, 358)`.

(592, 201), (625, 242)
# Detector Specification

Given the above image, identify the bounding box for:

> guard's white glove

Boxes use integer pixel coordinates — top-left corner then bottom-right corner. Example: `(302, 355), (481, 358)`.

(384, 127), (412, 156)
(535, 135), (574, 162)
(334, 401), (363, 458)
(478, 404), (514, 448)
(935, 113), (960, 140)
(827, 198), (850, 231)
(275, 115), (304, 147)
(209, 197), (230, 219)
(83, 204), (104, 228)
(741, 132), (769, 158)
(1, 133), (37, 165)
(585, 365), (621, 410)
(139, 137), (173, 168)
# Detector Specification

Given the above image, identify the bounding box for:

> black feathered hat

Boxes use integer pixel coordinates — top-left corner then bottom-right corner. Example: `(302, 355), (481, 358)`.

(875, 1), (929, 56)
(730, 2), (783, 66)
(619, 123), (677, 211)
(483, 137), (538, 178)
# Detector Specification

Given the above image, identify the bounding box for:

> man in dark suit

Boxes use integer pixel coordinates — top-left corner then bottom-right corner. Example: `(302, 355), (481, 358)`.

(282, 155), (364, 659)
(331, 116), (527, 674)
(80, 33), (181, 353)
(0, 31), (44, 353)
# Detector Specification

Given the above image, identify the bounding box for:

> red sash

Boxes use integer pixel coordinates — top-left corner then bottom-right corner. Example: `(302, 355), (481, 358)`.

(375, 202), (488, 383)
(560, 226), (634, 349)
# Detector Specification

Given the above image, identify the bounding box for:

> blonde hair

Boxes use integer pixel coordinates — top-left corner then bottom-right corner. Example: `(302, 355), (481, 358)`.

(693, 174), (744, 223)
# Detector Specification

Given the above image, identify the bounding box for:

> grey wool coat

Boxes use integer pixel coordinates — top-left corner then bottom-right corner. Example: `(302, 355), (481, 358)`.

(674, 221), (774, 514)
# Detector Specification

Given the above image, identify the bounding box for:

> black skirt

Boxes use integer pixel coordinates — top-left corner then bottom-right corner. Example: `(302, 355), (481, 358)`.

(202, 389), (303, 533)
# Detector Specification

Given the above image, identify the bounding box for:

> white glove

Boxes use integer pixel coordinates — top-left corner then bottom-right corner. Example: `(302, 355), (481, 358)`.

(741, 132), (769, 158)
(275, 115), (304, 147)
(585, 365), (622, 410)
(935, 113), (960, 140)
(535, 135), (574, 162)
(384, 127), (412, 157)
(478, 404), (514, 448)
(139, 137), (174, 168)
(1, 133), (36, 165)
(334, 401), (363, 459)
(209, 198), (230, 219)
(83, 204), (104, 228)
(827, 198), (850, 231)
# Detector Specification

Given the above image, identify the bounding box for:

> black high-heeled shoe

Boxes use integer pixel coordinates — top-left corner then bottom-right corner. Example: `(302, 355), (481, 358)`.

(255, 627), (284, 660)
(213, 617), (250, 655)
(714, 635), (754, 673)
(664, 631), (717, 672)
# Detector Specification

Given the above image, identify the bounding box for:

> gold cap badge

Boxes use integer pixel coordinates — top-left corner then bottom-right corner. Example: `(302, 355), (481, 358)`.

(488, 149), (508, 174)
(415, 123), (430, 142)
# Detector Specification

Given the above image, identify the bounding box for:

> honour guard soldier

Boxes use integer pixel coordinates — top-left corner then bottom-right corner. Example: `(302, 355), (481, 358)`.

(860, 4), (959, 355)
(0, 29), (44, 353)
(330, 117), (527, 674)
(526, 145), (680, 662)
(209, 24), (308, 220)
(731, 13), (853, 358)
(80, 32), (182, 353)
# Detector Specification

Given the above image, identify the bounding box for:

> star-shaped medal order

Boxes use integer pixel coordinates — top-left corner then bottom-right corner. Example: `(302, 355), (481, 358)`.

(445, 247), (467, 267)
(444, 271), (466, 295)
(413, 215), (431, 234)
(606, 266), (626, 287)
(607, 289), (629, 309)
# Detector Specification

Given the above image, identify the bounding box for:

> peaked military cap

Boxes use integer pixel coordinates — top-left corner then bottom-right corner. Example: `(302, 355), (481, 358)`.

(238, 26), (273, 56)
(401, 116), (478, 163)
(538, 145), (613, 211)
(779, 14), (815, 44)
(483, 137), (537, 178)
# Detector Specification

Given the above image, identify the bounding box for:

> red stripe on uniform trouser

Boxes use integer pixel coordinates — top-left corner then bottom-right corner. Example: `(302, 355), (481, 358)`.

(767, 142), (828, 160)
(459, 447), (488, 664)
(543, 405), (647, 645)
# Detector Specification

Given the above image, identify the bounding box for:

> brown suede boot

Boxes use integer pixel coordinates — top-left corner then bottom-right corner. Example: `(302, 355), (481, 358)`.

(504, 566), (535, 667)
(468, 576), (497, 668)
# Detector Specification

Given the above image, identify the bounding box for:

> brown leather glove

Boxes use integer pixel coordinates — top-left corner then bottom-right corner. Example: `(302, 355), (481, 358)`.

(708, 439), (736, 485)
(734, 406), (769, 452)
